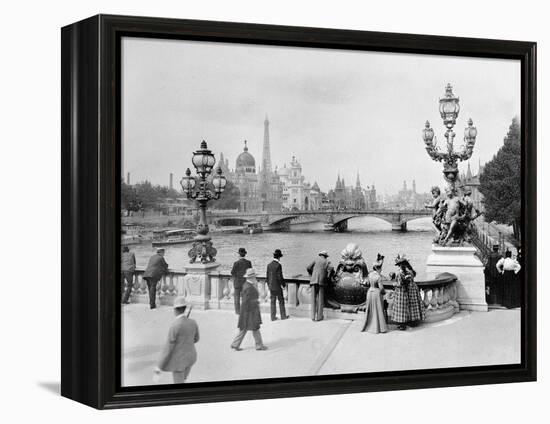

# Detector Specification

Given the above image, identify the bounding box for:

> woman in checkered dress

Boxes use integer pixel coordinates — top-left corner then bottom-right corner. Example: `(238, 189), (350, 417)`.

(391, 255), (425, 330)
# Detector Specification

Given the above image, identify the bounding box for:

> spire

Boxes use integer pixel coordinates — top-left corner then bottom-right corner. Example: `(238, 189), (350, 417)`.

(243, 140), (248, 151)
(356, 172), (361, 189)
(262, 115), (272, 174)
(336, 173), (341, 189)
(466, 161), (473, 180)
(412, 179), (417, 193)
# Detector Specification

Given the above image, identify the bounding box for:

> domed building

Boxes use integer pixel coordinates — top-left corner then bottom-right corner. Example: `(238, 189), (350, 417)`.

(233, 140), (260, 212)
(235, 141), (256, 174)
(220, 117), (284, 212)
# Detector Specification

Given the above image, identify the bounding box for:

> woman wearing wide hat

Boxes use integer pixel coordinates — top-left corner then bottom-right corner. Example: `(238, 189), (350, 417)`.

(391, 254), (425, 330)
(361, 254), (387, 334)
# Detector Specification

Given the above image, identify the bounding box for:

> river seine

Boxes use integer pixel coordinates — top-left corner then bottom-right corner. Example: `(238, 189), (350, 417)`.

(129, 216), (436, 280)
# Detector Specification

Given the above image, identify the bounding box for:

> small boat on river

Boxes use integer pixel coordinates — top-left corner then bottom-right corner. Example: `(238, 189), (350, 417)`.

(242, 222), (263, 234)
(151, 228), (196, 247)
(121, 223), (145, 245)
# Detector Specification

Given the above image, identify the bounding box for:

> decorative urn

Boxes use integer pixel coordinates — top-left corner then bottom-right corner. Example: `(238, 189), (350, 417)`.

(326, 243), (369, 312)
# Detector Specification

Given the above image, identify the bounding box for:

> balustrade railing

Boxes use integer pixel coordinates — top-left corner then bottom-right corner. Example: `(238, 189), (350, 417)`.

(124, 269), (458, 322)
(470, 221), (514, 262)
(127, 268), (305, 308)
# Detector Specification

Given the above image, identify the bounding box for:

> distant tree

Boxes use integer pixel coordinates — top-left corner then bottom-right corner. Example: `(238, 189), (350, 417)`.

(121, 181), (141, 215)
(479, 117), (521, 241)
(210, 180), (240, 210)
(133, 181), (160, 209)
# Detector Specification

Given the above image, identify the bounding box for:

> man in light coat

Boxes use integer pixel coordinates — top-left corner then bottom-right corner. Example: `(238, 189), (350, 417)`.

(306, 251), (333, 321)
(143, 248), (169, 309)
(154, 297), (199, 384)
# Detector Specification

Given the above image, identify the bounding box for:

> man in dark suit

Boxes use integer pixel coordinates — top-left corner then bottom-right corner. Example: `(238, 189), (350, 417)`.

(484, 244), (502, 305)
(266, 249), (288, 321)
(306, 250), (333, 321)
(230, 247), (252, 314)
(143, 248), (169, 309)
(155, 297), (199, 383)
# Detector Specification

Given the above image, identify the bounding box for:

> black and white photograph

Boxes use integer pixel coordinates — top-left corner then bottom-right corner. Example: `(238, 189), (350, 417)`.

(119, 37), (524, 386)
(2, 0), (545, 420)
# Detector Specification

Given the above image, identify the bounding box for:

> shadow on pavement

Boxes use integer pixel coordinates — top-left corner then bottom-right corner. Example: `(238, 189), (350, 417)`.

(37, 381), (60, 395)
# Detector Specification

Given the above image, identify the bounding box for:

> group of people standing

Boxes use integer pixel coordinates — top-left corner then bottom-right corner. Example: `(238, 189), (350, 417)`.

(360, 253), (425, 333)
(484, 245), (522, 309)
(121, 246), (169, 309)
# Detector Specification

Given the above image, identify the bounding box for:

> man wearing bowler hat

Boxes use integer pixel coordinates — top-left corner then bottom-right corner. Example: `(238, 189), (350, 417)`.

(154, 297), (199, 384)
(307, 250), (333, 321)
(231, 268), (268, 351)
(230, 247), (252, 314)
(143, 248), (169, 309)
(266, 249), (288, 321)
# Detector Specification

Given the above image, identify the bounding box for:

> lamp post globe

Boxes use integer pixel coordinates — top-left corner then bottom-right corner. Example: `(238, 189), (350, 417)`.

(439, 83), (460, 129)
(212, 167), (227, 194)
(191, 140), (216, 177)
(179, 168), (196, 194)
(422, 120), (435, 145)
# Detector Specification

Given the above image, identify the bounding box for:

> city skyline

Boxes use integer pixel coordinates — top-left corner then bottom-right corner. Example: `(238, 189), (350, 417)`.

(122, 37), (520, 195)
(123, 141), (481, 198)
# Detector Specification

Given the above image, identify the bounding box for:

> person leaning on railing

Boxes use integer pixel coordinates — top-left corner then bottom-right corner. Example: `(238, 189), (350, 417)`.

(121, 246), (136, 304)
(143, 248), (169, 310)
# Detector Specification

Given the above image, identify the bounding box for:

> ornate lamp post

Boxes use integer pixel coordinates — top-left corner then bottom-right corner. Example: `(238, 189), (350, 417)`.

(422, 83), (478, 189)
(180, 140), (227, 263)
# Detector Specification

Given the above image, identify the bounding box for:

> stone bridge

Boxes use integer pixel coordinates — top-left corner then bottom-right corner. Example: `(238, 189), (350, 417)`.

(208, 209), (432, 232)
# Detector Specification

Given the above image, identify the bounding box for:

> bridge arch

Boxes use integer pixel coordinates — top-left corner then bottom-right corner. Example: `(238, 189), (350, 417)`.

(214, 218), (251, 226)
(268, 215), (301, 227)
(329, 214), (425, 232)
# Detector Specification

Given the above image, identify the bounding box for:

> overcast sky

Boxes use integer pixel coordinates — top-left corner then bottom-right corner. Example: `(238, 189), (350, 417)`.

(122, 37), (520, 195)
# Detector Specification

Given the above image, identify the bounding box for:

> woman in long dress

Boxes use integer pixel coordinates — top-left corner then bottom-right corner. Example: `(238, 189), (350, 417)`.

(496, 250), (522, 308)
(392, 254), (425, 330)
(361, 259), (387, 334)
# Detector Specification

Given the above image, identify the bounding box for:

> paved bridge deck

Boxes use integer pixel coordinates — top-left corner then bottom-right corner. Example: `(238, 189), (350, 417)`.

(122, 305), (520, 386)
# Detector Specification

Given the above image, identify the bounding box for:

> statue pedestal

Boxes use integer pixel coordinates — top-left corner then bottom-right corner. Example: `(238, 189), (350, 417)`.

(426, 245), (487, 312)
(177, 262), (220, 310)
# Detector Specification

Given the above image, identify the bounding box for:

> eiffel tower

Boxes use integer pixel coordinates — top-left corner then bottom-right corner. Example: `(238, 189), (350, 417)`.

(262, 115), (272, 174)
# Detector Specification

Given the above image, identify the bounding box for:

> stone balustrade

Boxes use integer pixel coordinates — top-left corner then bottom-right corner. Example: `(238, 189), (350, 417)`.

(128, 268), (301, 313)
(126, 268), (458, 323)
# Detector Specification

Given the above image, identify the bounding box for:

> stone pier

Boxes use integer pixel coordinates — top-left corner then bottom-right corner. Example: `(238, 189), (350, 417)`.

(426, 245), (488, 312)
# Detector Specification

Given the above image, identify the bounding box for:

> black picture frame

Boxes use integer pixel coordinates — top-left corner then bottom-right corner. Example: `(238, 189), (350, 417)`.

(61, 14), (537, 409)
